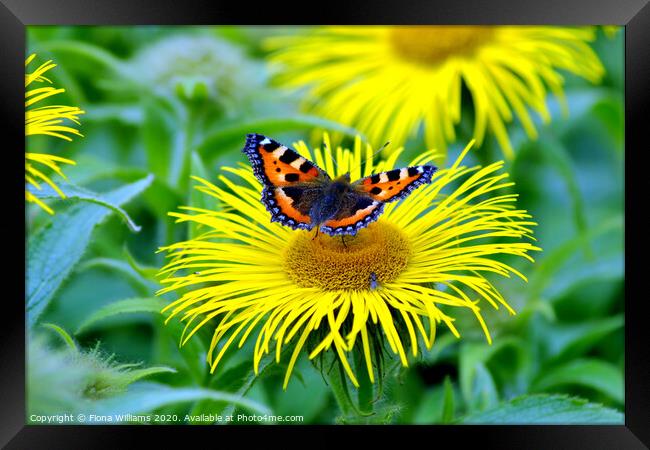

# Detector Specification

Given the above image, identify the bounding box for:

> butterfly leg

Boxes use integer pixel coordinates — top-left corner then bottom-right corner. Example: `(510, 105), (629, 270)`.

(340, 235), (348, 248)
(312, 227), (320, 241)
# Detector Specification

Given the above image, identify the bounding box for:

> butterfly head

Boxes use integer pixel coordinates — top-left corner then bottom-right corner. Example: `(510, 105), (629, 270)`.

(334, 173), (352, 184)
(329, 173), (352, 196)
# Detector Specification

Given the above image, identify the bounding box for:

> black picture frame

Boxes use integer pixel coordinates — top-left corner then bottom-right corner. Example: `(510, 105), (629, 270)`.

(2, 0), (648, 447)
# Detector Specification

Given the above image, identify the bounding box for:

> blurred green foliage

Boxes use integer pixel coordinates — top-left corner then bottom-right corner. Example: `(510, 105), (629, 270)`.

(26, 26), (624, 424)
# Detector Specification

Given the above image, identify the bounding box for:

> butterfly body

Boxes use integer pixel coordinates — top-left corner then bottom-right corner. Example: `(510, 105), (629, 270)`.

(243, 134), (436, 236)
(307, 175), (352, 225)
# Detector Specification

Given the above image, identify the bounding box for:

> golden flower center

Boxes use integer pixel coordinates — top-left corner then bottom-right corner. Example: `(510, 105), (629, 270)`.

(389, 26), (495, 65)
(283, 222), (411, 291)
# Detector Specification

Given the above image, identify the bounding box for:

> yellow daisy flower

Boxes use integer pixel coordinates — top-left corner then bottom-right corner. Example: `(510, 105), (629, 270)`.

(267, 26), (605, 159)
(157, 135), (540, 389)
(25, 53), (85, 214)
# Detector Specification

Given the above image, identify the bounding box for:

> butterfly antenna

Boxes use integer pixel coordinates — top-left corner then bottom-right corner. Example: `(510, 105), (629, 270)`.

(326, 144), (339, 170)
(348, 141), (391, 176)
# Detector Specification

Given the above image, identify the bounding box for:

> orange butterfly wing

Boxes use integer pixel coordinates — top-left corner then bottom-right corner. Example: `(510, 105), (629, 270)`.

(243, 134), (330, 230)
(355, 166), (437, 203)
(262, 186), (329, 231)
(243, 133), (329, 187)
(321, 194), (384, 235)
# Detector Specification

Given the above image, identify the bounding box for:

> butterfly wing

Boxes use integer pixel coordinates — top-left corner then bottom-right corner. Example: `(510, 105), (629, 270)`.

(243, 134), (332, 230)
(353, 165), (437, 203)
(262, 185), (325, 230)
(242, 133), (330, 186)
(321, 193), (385, 236)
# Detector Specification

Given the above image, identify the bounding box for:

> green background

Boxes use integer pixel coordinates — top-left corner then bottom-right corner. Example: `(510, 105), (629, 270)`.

(26, 26), (624, 424)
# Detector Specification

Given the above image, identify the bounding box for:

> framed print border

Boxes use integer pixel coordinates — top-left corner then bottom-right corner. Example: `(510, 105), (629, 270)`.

(2, 0), (648, 447)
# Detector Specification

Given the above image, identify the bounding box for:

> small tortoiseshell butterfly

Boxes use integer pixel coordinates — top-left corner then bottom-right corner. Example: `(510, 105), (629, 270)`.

(242, 134), (437, 236)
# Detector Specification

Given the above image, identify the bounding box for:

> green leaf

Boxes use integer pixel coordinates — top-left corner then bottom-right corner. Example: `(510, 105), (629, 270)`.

(27, 175), (154, 327)
(36, 40), (128, 76)
(62, 154), (148, 186)
(85, 104), (144, 125)
(528, 215), (623, 300)
(189, 151), (210, 240)
(325, 357), (368, 419)
(592, 97), (624, 148)
(216, 354), (277, 418)
(552, 276), (622, 320)
(468, 363), (499, 412)
(267, 360), (329, 423)
(459, 338), (525, 407)
(159, 318), (208, 386)
(190, 150), (209, 180)
(412, 388), (444, 424)
(419, 333), (458, 364)
(123, 246), (160, 282)
(543, 315), (623, 364)
(76, 297), (168, 334)
(27, 179), (150, 232)
(538, 242), (623, 308)
(119, 366), (177, 385)
(211, 361), (255, 392)
(186, 361), (253, 422)
(141, 179), (184, 237)
(142, 98), (177, 182)
(41, 323), (77, 351)
(89, 381), (271, 419)
(458, 394), (623, 424)
(532, 359), (623, 404)
(77, 257), (152, 296)
(441, 376), (455, 423)
(196, 115), (364, 159)
(535, 136), (590, 251)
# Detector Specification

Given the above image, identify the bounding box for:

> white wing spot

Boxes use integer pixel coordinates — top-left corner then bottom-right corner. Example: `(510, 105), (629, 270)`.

(273, 146), (287, 157)
(290, 157), (306, 169)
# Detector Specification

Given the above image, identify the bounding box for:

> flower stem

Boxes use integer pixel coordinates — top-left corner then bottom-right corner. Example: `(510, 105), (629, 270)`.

(171, 106), (197, 193)
(323, 353), (377, 422)
(326, 362), (356, 418)
(354, 349), (374, 415)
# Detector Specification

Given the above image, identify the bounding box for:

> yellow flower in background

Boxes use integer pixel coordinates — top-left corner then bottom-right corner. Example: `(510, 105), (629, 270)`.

(157, 134), (540, 388)
(25, 54), (85, 214)
(267, 26), (605, 159)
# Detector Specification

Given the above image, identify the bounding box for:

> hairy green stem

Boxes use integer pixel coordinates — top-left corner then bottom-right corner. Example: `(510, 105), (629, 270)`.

(354, 349), (374, 415)
(326, 361), (356, 418)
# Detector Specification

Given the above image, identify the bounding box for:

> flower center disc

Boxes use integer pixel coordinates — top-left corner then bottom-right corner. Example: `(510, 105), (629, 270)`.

(284, 222), (411, 291)
(390, 26), (495, 65)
